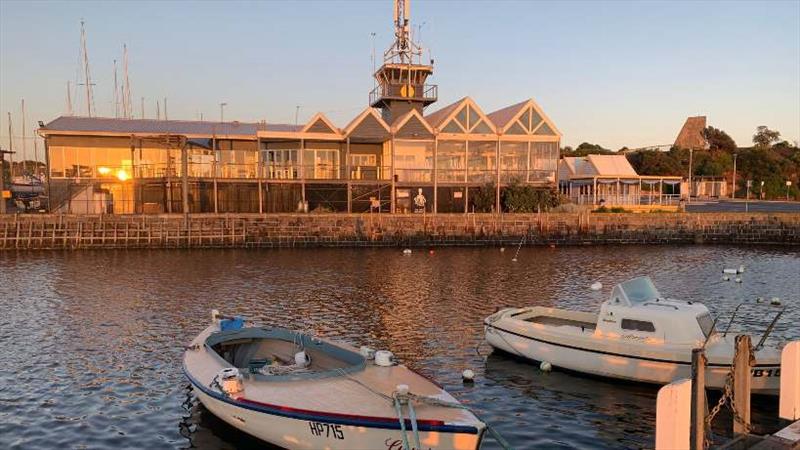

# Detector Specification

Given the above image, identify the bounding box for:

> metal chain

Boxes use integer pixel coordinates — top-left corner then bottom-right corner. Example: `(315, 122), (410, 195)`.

(703, 340), (752, 449)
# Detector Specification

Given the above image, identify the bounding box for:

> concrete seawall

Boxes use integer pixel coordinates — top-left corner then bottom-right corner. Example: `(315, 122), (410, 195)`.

(1, 213), (798, 250)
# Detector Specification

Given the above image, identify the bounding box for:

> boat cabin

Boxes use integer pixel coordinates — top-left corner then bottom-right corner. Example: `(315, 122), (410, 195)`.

(596, 277), (715, 345)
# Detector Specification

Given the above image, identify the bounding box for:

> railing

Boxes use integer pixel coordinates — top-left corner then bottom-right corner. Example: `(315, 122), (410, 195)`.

(569, 193), (682, 206)
(369, 82), (438, 106)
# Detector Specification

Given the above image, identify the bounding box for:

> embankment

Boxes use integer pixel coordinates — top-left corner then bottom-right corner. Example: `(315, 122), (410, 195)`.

(1, 213), (798, 250)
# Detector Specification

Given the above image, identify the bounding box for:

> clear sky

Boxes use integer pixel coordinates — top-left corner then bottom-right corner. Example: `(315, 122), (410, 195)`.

(1, 0), (798, 159)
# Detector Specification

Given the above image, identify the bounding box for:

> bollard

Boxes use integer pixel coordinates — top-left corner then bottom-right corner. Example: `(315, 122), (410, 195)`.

(690, 348), (707, 450)
(732, 335), (752, 436)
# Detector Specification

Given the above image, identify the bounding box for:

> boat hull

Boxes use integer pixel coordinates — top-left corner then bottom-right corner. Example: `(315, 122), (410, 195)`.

(190, 379), (483, 450)
(485, 322), (780, 394)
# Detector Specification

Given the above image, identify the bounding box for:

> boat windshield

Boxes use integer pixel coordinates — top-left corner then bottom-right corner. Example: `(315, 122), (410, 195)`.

(618, 277), (661, 304)
(696, 313), (715, 338)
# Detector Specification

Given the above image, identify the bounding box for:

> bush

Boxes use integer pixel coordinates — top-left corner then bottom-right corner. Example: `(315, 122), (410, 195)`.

(471, 183), (496, 213)
(502, 181), (561, 212)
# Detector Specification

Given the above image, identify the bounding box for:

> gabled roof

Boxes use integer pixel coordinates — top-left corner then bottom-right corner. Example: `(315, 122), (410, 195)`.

(40, 116), (294, 137)
(392, 109), (434, 138)
(301, 112), (340, 135)
(424, 97), (497, 134)
(487, 98), (562, 136)
(424, 97), (468, 129)
(342, 107), (391, 140)
(587, 154), (638, 176)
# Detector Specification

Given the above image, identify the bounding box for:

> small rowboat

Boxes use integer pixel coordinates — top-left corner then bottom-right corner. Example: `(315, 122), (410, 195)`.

(485, 276), (783, 394)
(184, 311), (485, 450)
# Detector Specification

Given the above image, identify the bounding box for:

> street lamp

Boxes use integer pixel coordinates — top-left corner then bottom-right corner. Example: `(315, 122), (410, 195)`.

(786, 181), (792, 201)
(688, 148), (693, 202)
(760, 180), (765, 200)
(731, 153), (737, 199)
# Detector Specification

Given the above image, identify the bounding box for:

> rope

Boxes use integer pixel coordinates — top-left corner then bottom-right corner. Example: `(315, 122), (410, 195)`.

(407, 399), (422, 450)
(393, 396), (412, 450)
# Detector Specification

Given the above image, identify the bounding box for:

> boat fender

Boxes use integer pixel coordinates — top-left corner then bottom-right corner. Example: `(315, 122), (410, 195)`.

(735, 277), (742, 283)
(738, 265), (745, 273)
(218, 368), (244, 396)
(590, 282), (603, 291)
(294, 351), (310, 367)
(375, 350), (396, 367)
(722, 276), (730, 281)
(757, 296), (764, 303)
(771, 297), (781, 306)
(360, 346), (376, 360)
(539, 361), (552, 372)
(403, 249), (412, 255)
(462, 369), (475, 383)
(723, 268), (738, 274)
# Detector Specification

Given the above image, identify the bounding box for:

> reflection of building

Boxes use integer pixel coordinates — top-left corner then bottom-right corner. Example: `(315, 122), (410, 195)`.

(559, 154), (683, 206)
(38, 0), (560, 214)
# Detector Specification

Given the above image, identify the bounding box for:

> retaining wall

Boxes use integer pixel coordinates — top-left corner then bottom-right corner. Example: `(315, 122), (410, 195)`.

(0, 212), (798, 250)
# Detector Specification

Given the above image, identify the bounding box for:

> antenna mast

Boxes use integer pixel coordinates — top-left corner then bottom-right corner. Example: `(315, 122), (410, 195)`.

(384, 0), (422, 65)
(123, 44), (132, 119)
(79, 19), (95, 117)
(66, 81), (74, 116)
(113, 59), (119, 118)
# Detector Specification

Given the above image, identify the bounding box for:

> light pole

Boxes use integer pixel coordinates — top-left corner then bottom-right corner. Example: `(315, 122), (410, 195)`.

(219, 102), (227, 123)
(760, 180), (765, 200)
(787, 181), (792, 201)
(731, 153), (737, 199)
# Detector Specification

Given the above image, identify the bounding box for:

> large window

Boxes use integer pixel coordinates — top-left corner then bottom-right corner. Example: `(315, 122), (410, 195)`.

(500, 141), (527, 183)
(436, 140), (465, 183)
(394, 140), (433, 183)
(467, 141), (496, 183)
(264, 149), (299, 179)
(303, 148), (340, 180)
(530, 142), (559, 183)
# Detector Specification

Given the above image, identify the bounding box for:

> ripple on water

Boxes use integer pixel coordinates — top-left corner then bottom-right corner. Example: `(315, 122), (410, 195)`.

(0, 245), (797, 449)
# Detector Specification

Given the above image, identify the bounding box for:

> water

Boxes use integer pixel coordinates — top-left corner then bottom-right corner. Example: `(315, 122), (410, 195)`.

(1, 245), (798, 449)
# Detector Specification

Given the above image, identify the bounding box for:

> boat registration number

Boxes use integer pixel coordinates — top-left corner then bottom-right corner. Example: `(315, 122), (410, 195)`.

(752, 368), (780, 378)
(308, 421), (344, 440)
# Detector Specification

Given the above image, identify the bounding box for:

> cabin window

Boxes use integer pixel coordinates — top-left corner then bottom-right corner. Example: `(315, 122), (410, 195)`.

(621, 319), (656, 333)
(696, 313), (715, 338)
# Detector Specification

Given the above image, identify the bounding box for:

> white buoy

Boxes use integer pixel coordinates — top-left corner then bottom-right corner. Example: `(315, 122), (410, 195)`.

(738, 265), (745, 273)
(735, 277), (742, 283)
(500, 247), (505, 252)
(539, 361), (552, 372)
(590, 282), (603, 291)
(402, 249), (412, 255)
(771, 297), (781, 306)
(756, 296), (764, 303)
(511, 258), (517, 262)
(462, 369), (475, 382)
(722, 276), (730, 281)
(723, 268), (738, 274)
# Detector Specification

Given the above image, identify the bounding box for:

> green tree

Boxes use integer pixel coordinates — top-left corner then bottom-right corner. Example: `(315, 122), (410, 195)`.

(626, 150), (684, 176)
(753, 126), (781, 148)
(470, 183), (496, 212)
(562, 142), (612, 157)
(702, 126), (737, 153)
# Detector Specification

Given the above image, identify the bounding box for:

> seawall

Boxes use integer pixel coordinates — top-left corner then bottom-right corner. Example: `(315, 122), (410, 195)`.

(1, 213), (798, 250)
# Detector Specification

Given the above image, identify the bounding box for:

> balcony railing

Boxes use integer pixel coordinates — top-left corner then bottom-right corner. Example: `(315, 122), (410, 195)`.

(369, 82), (438, 106)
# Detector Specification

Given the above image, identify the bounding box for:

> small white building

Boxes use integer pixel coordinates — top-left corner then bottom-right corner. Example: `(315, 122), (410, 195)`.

(558, 154), (683, 207)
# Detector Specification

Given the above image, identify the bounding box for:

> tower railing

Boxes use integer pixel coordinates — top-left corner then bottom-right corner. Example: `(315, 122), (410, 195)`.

(369, 82), (438, 106)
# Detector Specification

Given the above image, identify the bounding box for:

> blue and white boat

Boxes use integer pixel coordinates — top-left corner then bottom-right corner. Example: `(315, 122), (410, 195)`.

(184, 311), (485, 450)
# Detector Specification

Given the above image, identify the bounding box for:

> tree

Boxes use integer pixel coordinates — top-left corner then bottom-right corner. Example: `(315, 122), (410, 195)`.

(753, 126), (781, 148)
(702, 126), (737, 153)
(562, 142), (612, 157)
(470, 183), (496, 213)
(626, 150), (684, 176)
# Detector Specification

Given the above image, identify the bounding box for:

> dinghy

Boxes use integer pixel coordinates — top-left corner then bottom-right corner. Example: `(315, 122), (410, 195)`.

(484, 276), (783, 394)
(184, 311), (485, 450)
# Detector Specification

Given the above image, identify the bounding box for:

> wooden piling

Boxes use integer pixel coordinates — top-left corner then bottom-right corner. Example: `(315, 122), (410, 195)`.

(733, 335), (753, 436)
(690, 348), (707, 450)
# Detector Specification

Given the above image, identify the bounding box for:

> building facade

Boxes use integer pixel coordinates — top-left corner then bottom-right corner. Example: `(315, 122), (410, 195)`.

(38, 1), (561, 215)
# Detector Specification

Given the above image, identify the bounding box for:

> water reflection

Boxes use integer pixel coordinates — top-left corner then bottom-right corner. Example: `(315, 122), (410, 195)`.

(0, 245), (797, 449)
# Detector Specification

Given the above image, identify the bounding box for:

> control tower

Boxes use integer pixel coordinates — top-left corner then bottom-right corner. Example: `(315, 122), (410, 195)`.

(369, 0), (437, 124)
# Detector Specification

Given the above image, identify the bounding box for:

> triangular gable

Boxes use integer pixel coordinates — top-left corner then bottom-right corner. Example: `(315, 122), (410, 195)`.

(490, 99), (562, 137)
(392, 109), (434, 139)
(343, 108), (391, 141)
(301, 113), (339, 134)
(426, 97), (497, 134)
(424, 97), (467, 129)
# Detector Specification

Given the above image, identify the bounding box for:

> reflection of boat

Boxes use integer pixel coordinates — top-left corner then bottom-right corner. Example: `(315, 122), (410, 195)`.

(484, 276), (782, 394)
(184, 311), (485, 450)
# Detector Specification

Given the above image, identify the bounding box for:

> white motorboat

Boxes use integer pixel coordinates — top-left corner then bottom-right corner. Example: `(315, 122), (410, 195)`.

(484, 276), (782, 394)
(184, 311), (485, 450)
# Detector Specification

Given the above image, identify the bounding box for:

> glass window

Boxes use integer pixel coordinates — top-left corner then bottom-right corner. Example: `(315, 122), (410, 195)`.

(505, 122), (527, 135)
(534, 122), (556, 136)
(264, 149), (298, 179)
(621, 319), (656, 333)
(696, 313), (715, 338)
(442, 119), (464, 134)
(471, 120), (493, 134)
(49, 146), (65, 178)
(468, 141), (496, 183)
(436, 140), (466, 182)
(500, 141), (527, 183)
(467, 106), (480, 130)
(519, 109), (531, 131)
(394, 140), (433, 182)
(619, 277), (661, 304)
(303, 148), (339, 179)
(455, 107), (467, 130)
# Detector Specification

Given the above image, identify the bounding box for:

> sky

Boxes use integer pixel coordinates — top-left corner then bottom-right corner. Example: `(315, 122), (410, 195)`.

(1, 0), (798, 160)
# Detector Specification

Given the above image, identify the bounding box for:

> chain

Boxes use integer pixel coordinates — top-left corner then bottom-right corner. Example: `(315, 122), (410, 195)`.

(703, 340), (753, 449)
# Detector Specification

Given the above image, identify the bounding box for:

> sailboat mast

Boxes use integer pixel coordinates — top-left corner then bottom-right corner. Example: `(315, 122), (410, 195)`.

(21, 99), (26, 174)
(123, 44), (131, 119)
(113, 59), (119, 118)
(80, 19), (94, 117)
(66, 81), (74, 116)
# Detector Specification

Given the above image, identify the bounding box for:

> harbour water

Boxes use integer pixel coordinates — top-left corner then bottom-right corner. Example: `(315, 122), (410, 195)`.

(1, 245), (798, 449)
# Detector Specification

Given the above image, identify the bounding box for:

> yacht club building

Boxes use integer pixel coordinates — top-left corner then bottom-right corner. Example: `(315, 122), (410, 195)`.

(37, 1), (561, 214)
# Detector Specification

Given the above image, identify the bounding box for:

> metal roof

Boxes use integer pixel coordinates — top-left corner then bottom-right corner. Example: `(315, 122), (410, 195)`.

(41, 116), (300, 137)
